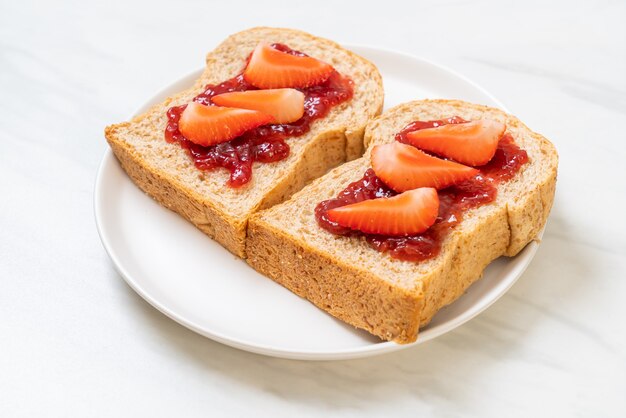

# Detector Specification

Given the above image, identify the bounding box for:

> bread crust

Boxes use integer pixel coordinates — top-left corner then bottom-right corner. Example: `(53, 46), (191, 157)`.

(104, 27), (384, 257)
(246, 100), (558, 343)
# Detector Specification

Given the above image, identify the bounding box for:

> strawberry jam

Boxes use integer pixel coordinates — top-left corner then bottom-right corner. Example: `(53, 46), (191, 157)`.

(315, 118), (529, 262)
(165, 44), (354, 187)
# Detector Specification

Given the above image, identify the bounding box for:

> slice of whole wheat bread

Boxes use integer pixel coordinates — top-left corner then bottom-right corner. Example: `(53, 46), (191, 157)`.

(104, 27), (384, 257)
(246, 99), (558, 343)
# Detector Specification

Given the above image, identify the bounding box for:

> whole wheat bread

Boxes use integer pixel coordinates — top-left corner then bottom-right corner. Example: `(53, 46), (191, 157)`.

(246, 100), (558, 343)
(105, 27), (384, 257)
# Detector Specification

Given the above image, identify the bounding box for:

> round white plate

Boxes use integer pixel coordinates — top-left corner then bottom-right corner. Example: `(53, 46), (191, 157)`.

(95, 45), (540, 360)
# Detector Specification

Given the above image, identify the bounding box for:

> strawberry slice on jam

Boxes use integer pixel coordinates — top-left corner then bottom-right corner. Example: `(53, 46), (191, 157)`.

(371, 142), (478, 192)
(327, 188), (439, 236)
(212, 88), (305, 124)
(404, 119), (506, 166)
(178, 102), (273, 147)
(244, 43), (334, 89)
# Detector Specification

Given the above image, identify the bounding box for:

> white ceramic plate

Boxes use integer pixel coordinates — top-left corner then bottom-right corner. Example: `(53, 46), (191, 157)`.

(95, 45), (540, 360)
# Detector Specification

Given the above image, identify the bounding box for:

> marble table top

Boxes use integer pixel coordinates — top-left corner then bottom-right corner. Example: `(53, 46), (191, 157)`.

(1, 0), (624, 416)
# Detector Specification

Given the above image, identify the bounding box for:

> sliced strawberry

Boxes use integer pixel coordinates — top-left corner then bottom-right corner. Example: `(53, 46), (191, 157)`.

(211, 88), (305, 124)
(178, 102), (273, 146)
(327, 188), (439, 236)
(371, 142), (478, 192)
(404, 119), (506, 166)
(243, 43), (334, 89)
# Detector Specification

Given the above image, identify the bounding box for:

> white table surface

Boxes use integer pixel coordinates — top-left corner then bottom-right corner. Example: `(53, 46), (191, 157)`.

(1, 0), (625, 416)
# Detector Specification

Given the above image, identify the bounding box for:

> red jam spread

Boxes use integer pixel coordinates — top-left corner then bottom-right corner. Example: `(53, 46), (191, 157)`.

(315, 117), (529, 262)
(165, 44), (354, 187)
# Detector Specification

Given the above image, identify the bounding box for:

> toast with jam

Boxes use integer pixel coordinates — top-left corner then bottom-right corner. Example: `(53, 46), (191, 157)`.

(246, 100), (558, 343)
(105, 27), (384, 257)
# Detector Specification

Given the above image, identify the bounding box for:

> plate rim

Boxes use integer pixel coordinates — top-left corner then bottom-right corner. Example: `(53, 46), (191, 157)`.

(95, 44), (539, 360)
